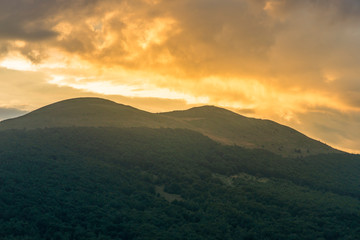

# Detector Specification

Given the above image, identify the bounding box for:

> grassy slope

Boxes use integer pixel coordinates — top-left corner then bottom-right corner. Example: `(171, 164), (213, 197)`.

(0, 98), (183, 129)
(0, 98), (339, 157)
(161, 106), (339, 156)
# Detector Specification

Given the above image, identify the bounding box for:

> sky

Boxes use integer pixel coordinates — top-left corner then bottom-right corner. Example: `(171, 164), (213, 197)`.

(0, 0), (359, 153)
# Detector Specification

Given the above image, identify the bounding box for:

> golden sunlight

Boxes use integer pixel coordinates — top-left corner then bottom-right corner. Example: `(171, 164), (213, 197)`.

(0, 0), (359, 152)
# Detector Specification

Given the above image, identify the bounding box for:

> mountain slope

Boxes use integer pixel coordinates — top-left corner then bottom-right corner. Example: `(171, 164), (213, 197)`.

(161, 106), (339, 156)
(0, 127), (359, 239)
(0, 97), (339, 156)
(0, 97), (182, 129)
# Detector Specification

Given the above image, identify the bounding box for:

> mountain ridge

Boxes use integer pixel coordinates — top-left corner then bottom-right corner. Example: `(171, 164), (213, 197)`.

(0, 97), (340, 157)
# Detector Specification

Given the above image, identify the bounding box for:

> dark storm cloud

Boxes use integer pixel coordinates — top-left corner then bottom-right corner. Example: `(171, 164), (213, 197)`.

(0, 23), (57, 41)
(0, 0), (57, 41)
(0, 0), (112, 41)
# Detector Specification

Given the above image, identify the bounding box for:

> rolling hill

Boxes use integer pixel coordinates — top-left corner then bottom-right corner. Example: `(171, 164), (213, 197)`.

(0, 97), (339, 157)
(0, 97), (359, 239)
(0, 98), (181, 129)
(161, 106), (339, 156)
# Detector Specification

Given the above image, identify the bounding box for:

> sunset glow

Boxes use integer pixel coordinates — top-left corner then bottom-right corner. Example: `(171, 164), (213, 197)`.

(1, 0), (360, 153)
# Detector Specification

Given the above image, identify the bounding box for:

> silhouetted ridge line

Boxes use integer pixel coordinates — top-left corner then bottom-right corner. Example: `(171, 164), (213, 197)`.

(0, 97), (341, 156)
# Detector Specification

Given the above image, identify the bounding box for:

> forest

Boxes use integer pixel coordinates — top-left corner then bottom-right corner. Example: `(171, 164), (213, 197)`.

(0, 127), (359, 239)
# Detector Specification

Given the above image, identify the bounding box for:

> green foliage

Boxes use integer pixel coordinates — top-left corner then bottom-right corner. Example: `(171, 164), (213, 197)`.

(0, 127), (359, 239)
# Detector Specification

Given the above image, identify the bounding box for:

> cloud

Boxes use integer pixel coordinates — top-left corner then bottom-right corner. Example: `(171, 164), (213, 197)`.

(292, 107), (360, 154)
(2, 0), (359, 93)
(0, 67), (193, 113)
(0, 0), (58, 41)
(39, 0), (360, 111)
(0, 0), (360, 152)
(0, 66), (89, 109)
(0, 108), (28, 121)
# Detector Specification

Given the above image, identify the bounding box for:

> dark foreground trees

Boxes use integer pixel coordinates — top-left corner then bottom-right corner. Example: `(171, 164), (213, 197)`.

(0, 127), (359, 239)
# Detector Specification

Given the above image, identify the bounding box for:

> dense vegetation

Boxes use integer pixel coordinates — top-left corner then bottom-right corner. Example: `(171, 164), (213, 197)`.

(0, 127), (359, 239)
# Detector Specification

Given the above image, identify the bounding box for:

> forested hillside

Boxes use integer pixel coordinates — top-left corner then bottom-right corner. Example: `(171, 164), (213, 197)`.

(0, 127), (359, 239)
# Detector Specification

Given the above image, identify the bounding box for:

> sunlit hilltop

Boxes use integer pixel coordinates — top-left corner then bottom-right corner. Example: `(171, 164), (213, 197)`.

(0, 0), (359, 153)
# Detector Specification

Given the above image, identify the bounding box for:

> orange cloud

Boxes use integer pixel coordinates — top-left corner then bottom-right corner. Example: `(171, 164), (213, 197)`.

(0, 0), (360, 152)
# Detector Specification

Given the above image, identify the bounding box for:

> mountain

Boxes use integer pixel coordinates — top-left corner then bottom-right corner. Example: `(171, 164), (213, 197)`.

(0, 97), (359, 239)
(0, 97), (181, 129)
(0, 97), (339, 157)
(0, 127), (359, 239)
(161, 106), (339, 156)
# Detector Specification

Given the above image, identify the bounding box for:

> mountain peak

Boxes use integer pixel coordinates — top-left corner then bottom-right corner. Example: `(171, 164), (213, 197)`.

(163, 105), (246, 120)
(188, 105), (235, 113)
(53, 97), (116, 103)
(0, 97), (340, 156)
(0, 97), (177, 129)
(32, 97), (130, 112)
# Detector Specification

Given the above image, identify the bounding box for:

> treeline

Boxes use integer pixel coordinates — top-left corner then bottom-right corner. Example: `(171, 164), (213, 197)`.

(0, 127), (359, 239)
